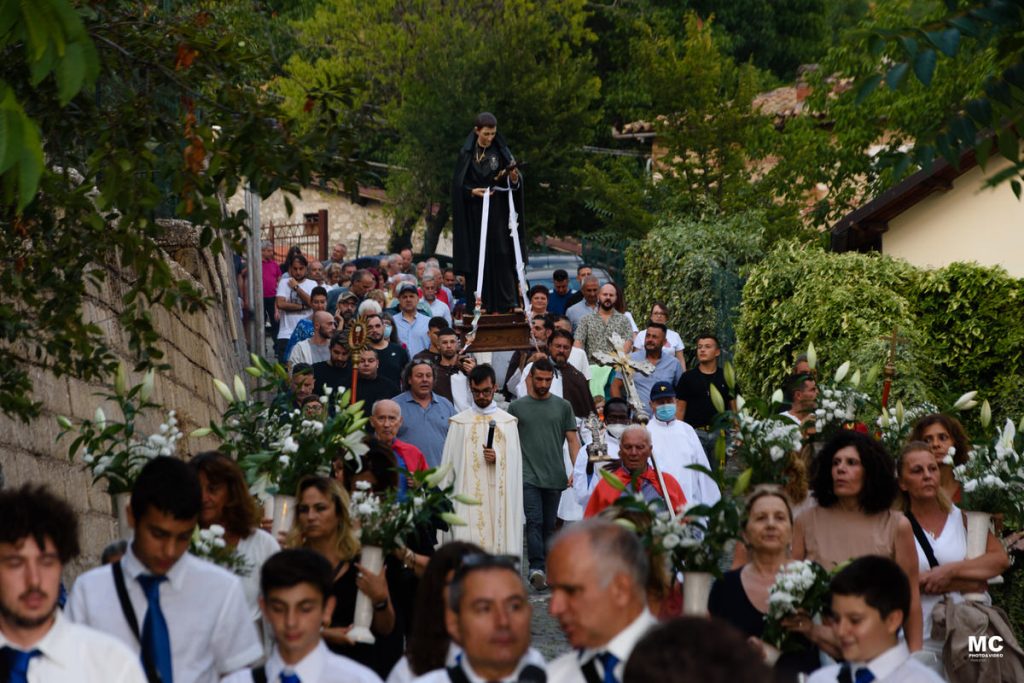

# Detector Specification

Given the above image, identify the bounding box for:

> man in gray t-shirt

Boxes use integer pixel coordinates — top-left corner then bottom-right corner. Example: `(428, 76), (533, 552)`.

(508, 358), (581, 590)
(289, 311), (334, 367)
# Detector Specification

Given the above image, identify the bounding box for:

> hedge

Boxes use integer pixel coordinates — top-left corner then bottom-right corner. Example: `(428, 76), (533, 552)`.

(624, 211), (766, 366)
(735, 242), (1024, 426)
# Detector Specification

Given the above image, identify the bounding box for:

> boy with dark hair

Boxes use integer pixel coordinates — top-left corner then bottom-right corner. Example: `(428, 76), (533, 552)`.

(68, 457), (261, 683)
(807, 556), (943, 683)
(0, 485), (146, 682)
(222, 550), (381, 683)
(547, 268), (574, 315)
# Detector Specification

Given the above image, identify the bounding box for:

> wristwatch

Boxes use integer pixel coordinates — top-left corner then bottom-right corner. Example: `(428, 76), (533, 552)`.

(373, 598), (389, 611)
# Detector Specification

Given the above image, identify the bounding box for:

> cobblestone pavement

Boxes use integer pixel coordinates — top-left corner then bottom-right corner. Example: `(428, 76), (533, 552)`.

(527, 584), (570, 661)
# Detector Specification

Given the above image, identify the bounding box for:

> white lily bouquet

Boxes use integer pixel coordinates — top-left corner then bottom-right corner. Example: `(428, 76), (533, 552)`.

(57, 364), (182, 495)
(955, 418), (1024, 518)
(876, 400), (939, 454)
(729, 396), (804, 490)
(762, 559), (832, 652)
(812, 361), (870, 441)
(348, 463), (474, 553)
(189, 524), (252, 576)
(193, 355), (369, 498)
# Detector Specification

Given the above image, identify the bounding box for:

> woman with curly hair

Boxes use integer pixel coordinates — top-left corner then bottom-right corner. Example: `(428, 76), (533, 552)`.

(909, 413), (971, 503)
(791, 431), (923, 651)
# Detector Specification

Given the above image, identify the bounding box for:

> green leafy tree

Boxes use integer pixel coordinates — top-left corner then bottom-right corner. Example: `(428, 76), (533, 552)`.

(276, 0), (601, 252)
(0, 0), (368, 421)
(855, 0), (1024, 197)
(580, 13), (803, 241)
(764, 0), (997, 227)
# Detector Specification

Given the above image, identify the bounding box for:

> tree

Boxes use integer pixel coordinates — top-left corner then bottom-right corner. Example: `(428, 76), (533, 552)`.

(855, 0), (1024, 197)
(0, 0), (368, 421)
(275, 0), (601, 252)
(579, 13), (804, 242)
(762, 0), (998, 227)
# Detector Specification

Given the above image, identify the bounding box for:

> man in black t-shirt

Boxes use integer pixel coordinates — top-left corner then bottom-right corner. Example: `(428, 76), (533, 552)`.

(312, 333), (352, 397)
(674, 333), (735, 468)
(365, 312), (410, 387)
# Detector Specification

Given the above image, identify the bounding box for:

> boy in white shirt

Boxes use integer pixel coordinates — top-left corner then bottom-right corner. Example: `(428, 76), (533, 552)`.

(222, 549), (381, 683)
(808, 556), (944, 683)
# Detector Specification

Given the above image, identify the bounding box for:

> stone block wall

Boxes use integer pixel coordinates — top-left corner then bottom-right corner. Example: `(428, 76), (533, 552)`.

(0, 220), (247, 579)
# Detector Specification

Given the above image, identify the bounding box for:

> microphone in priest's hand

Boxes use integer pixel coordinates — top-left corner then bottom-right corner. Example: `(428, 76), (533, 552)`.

(518, 665), (546, 683)
(485, 419), (496, 450)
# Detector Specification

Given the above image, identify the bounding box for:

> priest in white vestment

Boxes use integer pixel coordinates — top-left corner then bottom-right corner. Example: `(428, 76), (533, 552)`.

(440, 364), (523, 555)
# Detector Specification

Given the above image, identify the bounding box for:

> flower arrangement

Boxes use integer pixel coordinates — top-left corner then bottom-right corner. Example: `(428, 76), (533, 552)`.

(57, 364), (182, 494)
(955, 418), (1024, 517)
(876, 400), (939, 454)
(600, 469), (741, 577)
(762, 560), (833, 652)
(728, 396), (804, 491)
(190, 524), (252, 576)
(348, 464), (474, 553)
(193, 355), (369, 498)
(813, 378), (870, 440)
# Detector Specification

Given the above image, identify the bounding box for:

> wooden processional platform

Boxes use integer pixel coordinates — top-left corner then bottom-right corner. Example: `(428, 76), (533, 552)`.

(456, 311), (533, 352)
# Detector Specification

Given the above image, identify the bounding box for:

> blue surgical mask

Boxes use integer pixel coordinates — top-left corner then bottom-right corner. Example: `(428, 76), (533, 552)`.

(383, 324), (393, 339)
(655, 404), (676, 422)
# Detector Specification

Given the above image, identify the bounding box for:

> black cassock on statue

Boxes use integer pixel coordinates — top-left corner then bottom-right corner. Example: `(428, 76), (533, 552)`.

(451, 130), (527, 313)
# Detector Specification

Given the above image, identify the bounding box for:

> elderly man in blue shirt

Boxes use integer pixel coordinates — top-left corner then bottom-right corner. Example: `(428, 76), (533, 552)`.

(395, 358), (456, 468)
(610, 322), (682, 411)
(393, 282), (432, 357)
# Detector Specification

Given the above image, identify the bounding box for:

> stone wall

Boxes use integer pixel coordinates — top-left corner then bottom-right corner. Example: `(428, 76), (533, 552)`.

(0, 221), (247, 578)
(226, 185), (453, 258)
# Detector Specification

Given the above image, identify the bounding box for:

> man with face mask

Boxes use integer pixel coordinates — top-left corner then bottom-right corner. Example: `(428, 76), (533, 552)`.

(439, 364), (524, 556)
(646, 382), (720, 510)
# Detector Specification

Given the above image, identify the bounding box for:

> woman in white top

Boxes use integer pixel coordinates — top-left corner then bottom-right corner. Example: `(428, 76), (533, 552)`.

(191, 452), (281, 630)
(896, 441), (1009, 664)
(632, 301), (686, 369)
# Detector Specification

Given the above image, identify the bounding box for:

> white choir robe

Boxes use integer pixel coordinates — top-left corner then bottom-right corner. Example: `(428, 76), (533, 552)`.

(440, 406), (524, 555)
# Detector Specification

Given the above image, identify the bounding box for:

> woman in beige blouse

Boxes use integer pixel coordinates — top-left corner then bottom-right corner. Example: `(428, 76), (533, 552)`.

(790, 431), (923, 652)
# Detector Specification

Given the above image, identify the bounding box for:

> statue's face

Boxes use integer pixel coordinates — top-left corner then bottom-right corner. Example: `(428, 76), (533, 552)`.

(476, 126), (497, 148)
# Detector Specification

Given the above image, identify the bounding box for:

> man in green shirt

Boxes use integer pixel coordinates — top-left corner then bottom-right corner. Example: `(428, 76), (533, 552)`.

(508, 357), (581, 591)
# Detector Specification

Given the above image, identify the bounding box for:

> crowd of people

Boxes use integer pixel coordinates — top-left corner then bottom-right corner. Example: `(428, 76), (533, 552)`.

(1, 243), (1020, 683)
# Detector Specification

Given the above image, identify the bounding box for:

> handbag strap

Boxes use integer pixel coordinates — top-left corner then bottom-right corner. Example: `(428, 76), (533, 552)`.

(905, 511), (940, 569)
(251, 665), (267, 683)
(112, 560), (162, 683)
(446, 664), (472, 683)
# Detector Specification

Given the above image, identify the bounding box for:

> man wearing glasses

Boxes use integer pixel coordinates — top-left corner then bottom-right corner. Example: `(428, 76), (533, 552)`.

(415, 554), (545, 683)
(439, 364), (524, 556)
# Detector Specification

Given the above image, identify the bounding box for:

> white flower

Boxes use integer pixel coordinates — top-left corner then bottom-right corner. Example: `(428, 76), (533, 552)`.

(213, 537), (227, 549)
(942, 447), (956, 466)
(355, 481), (372, 491)
(210, 524), (225, 535)
(662, 533), (681, 549)
(769, 446), (785, 462)
(278, 455), (290, 466)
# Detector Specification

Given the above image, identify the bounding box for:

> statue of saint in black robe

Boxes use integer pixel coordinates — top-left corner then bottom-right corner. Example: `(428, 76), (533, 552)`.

(451, 128), (526, 313)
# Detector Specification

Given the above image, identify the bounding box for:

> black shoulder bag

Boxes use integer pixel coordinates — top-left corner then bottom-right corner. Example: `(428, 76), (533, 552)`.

(905, 511), (940, 569)
(111, 561), (163, 683)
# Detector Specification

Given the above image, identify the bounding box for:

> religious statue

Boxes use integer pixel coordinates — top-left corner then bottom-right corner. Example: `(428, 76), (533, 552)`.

(451, 112), (528, 313)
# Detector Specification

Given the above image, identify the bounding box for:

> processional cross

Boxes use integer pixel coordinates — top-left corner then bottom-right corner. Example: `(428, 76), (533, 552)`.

(594, 333), (656, 423)
(878, 326), (909, 409)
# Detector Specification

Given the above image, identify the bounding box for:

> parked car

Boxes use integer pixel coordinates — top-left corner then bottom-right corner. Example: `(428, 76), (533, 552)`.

(525, 251), (583, 270)
(524, 266), (612, 292)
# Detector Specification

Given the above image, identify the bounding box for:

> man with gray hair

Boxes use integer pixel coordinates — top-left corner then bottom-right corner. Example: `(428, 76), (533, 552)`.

(420, 272), (452, 324)
(583, 424), (686, 518)
(546, 518), (658, 683)
(565, 275), (600, 332)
